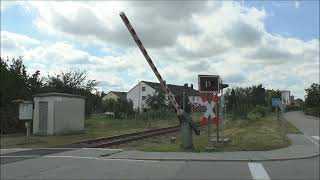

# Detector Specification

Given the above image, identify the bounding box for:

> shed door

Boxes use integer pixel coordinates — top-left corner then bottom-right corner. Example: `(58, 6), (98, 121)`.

(39, 102), (48, 134)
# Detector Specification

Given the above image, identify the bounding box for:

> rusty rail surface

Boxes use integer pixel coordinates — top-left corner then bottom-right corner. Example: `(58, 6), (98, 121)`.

(60, 126), (181, 148)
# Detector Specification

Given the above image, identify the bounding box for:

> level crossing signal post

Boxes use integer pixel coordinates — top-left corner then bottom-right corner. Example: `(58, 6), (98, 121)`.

(198, 75), (228, 150)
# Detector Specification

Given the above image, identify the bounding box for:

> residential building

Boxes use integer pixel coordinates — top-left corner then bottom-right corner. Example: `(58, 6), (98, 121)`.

(126, 81), (201, 112)
(290, 95), (294, 103)
(102, 91), (127, 102)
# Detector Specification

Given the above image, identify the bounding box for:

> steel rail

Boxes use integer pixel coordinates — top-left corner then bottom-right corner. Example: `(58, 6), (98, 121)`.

(62, 126), (181, 148)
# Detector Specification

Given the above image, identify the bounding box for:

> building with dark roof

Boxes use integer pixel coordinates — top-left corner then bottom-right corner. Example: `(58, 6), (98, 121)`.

(126, 81), (201, 112)
(102, 91), (127, 102)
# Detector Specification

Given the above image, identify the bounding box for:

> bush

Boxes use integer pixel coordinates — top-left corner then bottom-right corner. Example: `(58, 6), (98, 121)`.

(247, 111), (262, 121)
(247, 105), (270, 122)
(305, 107), (320, 117)
(135, 110), (175, 121)
(286, 105), (301, 112)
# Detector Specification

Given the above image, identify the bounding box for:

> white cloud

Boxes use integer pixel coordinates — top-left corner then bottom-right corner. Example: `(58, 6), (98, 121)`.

(0, 1), (20, 11)
(1, 1), (319, 99)
(294, 1), (300, 9)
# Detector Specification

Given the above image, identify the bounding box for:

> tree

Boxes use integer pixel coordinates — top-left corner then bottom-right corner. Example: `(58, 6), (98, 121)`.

(251, 84), (266, 106)
(305, 83), (320, 108)
(44, 70), (98, 93)
(0, 57), (43, 134)
(145, 91), (167, 110)
(102, 98), (133, 118)
(265, 89), (281, 108)
(1, 57), (104, 133)
(42, 69), (100, 116)
(224, 84), (267, 120)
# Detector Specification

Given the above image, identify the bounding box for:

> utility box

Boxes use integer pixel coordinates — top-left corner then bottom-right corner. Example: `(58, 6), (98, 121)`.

(33, 93), (85, 135)
(198, 75), (221, 93)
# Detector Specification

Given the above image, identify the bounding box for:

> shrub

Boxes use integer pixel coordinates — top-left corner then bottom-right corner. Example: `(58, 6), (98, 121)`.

(305, 107), (320, 117)
(247, 111), (262, 121)
(135, 110), (176, 121)
(253, 105), (269, 117)
(286, 105), (301, 112)
(246, 105), (269, 122)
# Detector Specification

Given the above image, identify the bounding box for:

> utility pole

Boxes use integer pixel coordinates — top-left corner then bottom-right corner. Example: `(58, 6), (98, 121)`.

(206, 94), (213, 150)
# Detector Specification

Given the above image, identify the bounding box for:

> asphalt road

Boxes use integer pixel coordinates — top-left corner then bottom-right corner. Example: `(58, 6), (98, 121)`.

(285, 111), (319, 137)
(1, 111), (319, 180)
(1, 155), (318, 180)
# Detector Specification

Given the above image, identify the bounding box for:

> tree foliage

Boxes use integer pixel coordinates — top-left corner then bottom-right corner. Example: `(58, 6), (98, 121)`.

(305, 83), (320, 108)
(145, 92), (168, 110)
(224, 84), (269, 120)
(102, 98), (133, 118)
(0, 57), (102, 134)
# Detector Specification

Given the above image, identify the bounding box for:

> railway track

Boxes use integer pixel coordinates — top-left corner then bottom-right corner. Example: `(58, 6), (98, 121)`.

(71, 126), (181, 148)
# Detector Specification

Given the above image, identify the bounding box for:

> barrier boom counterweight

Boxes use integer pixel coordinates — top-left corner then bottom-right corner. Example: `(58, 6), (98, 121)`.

(119, 12), (199, 137)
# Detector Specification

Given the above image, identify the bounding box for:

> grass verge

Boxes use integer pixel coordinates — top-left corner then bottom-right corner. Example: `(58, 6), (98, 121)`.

(126, 115), (301, 152)
(0, 113), (179, 148)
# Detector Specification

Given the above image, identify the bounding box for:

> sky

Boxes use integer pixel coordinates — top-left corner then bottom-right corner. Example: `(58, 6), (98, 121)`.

(1, 1), (319, 99)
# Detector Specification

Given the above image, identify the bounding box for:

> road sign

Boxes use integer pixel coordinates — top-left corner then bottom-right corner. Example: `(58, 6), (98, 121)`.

(200, 95), (220, 125)
(272, 98), (281, 107)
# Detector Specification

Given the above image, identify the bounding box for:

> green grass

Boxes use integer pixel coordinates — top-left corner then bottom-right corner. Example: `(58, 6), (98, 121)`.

(1, 113), (179, 148)
(135, 115), (302, 152)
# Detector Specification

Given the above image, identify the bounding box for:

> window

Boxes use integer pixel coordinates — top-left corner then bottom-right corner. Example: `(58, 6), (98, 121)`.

(142, 87), (146, 91)
(142, 96), (146, 100)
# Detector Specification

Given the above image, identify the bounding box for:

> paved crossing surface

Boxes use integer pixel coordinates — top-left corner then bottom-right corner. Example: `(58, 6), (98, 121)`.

(1, 111), (319, 179)
(1, 154), (318, 180)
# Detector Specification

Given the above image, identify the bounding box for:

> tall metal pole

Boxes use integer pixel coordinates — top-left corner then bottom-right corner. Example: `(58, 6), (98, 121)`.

(206, 93), (213, 150)
(215, 99), (219, 143)
(281, 104), (285, 143)
(220, 90), (224, 145)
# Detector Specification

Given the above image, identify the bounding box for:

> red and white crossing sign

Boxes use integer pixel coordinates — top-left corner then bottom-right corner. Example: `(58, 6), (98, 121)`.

(200, 95), (220, 125)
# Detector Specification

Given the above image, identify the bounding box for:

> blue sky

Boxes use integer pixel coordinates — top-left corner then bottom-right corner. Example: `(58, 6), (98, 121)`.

(244, 0), (319, 40)
(1, 1), (319, 98)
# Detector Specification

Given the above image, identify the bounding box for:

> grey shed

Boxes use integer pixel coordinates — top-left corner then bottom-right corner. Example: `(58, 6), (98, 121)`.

(32, 93), (85, 135)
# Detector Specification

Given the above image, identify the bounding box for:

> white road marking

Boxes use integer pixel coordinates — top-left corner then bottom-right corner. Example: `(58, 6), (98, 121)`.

(248, 163), (271, 180)
(311, 136), (319, 141)
(305, 135), (319, 146)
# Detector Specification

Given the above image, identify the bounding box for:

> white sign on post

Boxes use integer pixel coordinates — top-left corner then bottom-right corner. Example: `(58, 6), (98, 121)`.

(19, 102), (33, 120)
(281, 91), (290, 105)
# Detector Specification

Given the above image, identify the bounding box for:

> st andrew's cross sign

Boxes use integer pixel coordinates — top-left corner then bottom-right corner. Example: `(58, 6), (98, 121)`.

(200, 95), (220, 125)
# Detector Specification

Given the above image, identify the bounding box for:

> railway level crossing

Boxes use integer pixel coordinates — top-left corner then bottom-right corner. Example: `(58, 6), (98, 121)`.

(120, 12), (199, 149)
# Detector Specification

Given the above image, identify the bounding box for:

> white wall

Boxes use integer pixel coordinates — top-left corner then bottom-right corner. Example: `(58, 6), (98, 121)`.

(189, 96), (201, 105)
(102, 92), (118, 101)
(54, 97), (85, 134)
(33, 96), (84, 135)
(127, 82), (156, 112)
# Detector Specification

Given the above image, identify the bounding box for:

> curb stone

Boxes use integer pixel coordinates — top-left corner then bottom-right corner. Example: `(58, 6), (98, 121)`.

(107, 152), (320, 162)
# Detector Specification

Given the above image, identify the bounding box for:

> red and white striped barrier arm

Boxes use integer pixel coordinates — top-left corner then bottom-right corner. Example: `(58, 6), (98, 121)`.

(119, 12), (182, 115)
